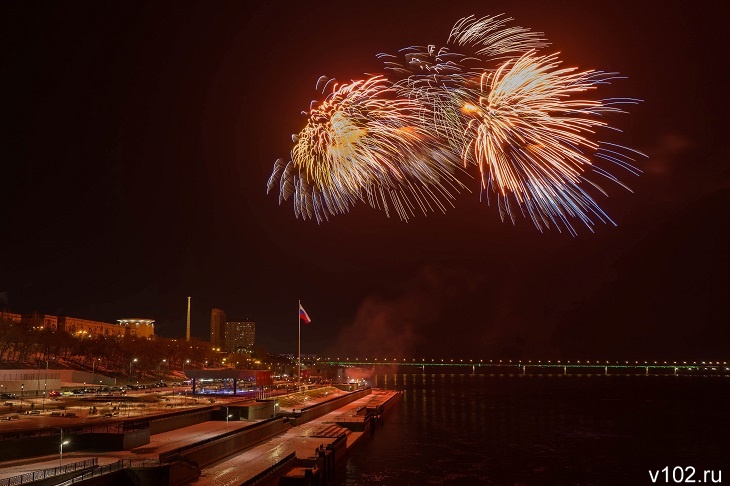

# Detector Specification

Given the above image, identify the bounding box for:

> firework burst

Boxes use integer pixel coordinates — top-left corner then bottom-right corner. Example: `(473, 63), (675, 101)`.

(267, 76), (466, 222)
(456, 52), (642, 234)
(269, 15), (643, 232)
(378, 15), (548, 168)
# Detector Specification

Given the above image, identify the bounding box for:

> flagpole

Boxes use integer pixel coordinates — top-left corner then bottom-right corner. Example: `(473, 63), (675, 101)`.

(298, 299), (301, 393)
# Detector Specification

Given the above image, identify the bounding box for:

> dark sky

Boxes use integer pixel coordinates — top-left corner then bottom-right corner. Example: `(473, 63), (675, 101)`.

(2, 1), (727, 359)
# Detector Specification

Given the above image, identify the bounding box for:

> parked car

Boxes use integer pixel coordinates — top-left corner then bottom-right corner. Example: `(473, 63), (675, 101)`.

(48, 390), (61, 398)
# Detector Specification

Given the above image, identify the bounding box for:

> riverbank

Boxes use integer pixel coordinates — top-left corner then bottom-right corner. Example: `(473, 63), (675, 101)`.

(190, 389), (401, 486)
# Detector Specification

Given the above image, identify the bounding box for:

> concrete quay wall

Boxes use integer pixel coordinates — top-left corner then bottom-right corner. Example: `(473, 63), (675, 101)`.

(296, 388), (371, 424)
(276, 391), (401, 486)
(175, 417), (290, 468)
(149, 408), (214, 435)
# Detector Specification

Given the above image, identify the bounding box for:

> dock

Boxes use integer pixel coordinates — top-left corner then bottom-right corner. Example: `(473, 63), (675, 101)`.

(191, 389), (401, 485)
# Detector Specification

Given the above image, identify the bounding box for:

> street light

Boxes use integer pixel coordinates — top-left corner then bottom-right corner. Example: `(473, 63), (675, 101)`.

(129, 358), (138, 383)
(21, 383), (24, 409)
(92, 358), (100, 390)
(158, 359), (167, 381)
(42, 359), (49, 411)
(60, 440), (69, 467)
(58, 428), (68, 467)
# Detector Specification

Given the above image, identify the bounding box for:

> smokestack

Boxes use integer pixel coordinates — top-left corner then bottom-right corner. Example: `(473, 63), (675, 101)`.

(186, 296), (191, 341)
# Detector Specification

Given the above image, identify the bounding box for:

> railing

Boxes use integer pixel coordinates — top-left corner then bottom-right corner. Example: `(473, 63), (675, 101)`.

(56, 459), (160, 486)
(0, 458), (97, 486)
(243, 452), (296, 486)
(0, 424), (130, 442)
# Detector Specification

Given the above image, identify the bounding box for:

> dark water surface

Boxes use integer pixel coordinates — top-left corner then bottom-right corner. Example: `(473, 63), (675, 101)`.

(335, 373), (729, 485)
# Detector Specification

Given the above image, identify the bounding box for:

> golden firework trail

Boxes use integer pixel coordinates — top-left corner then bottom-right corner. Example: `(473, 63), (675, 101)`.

(269, 15), (644, 233)
(456, 52), (643, 234)
(267, 76), (466, 222)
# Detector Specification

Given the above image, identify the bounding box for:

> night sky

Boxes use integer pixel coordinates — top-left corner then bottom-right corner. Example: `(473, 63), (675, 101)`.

(2, 1), (727, 359)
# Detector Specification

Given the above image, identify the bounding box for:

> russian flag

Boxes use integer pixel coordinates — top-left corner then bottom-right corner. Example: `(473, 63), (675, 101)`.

(299, 304), (312, 323)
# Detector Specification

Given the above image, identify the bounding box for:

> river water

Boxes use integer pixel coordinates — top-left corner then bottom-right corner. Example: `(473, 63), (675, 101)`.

(334, 373), (729, 485)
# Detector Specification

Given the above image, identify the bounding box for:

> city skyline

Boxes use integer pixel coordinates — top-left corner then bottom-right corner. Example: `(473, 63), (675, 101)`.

(1, 1), (727, 358)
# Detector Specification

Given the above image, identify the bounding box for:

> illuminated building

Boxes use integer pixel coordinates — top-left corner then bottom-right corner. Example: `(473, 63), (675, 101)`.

(60, 316), (124, 337)
(21, 313), (58, 330)
(210, 308), (226, 348)
(116, 318), (155, 338)
(0, 311), (22, 323)
(224, 320), (255, 353)
(57, 316), (155, 338)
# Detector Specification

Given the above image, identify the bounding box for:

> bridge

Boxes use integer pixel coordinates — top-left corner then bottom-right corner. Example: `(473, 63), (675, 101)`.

(318, 358), (730, 375)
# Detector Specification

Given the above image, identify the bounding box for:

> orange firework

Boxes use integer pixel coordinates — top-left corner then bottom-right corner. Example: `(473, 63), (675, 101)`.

(455, 52), (643, 234)
(270, 15), (643, 233)
(268, 76), (465, 222)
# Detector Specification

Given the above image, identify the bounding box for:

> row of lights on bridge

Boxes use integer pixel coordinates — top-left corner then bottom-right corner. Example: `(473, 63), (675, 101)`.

(322, 358), (728, 366)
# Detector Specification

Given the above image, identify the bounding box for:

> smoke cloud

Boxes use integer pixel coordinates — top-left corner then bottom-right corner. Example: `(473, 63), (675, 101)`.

(327, 266), (483, 358)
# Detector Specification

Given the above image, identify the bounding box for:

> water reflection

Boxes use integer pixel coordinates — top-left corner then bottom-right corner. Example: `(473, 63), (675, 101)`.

(338, 374), (730, 485)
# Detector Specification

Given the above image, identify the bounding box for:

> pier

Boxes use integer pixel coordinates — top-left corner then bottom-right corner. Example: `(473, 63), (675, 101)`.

(0, 387), (401, 486)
